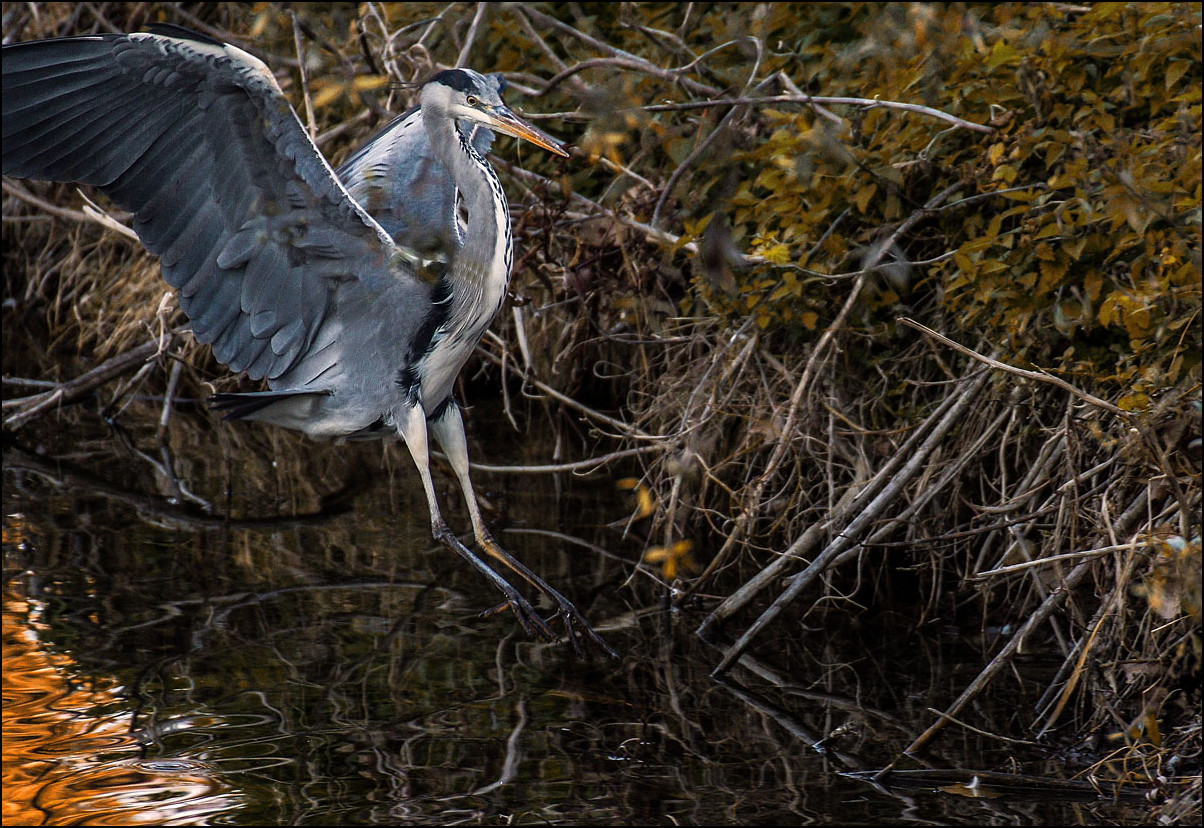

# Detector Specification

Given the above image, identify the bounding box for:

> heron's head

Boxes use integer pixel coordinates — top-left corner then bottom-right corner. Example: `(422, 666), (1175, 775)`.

(422, 68), (568, 157)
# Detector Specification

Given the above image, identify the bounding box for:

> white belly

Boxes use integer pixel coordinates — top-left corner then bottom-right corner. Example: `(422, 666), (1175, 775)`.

(419, 290), (503, 413)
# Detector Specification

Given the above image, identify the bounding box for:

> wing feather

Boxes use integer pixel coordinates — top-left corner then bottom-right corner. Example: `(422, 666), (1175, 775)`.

(2, 30), (407, 383)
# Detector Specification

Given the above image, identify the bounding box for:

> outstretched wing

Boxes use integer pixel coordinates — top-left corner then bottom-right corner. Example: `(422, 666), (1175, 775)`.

(2, 26), (408, 382)
(336, 74), (503, 255)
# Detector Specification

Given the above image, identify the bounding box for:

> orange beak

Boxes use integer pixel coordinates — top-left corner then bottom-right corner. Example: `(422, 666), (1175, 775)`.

(483, 106), (569, 157)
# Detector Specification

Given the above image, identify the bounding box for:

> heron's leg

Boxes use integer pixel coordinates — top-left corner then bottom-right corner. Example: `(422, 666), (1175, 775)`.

(397, 403), (555, 643)
(429, 403), (617, 658)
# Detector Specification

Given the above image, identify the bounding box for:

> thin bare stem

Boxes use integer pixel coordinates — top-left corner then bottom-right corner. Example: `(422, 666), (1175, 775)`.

(640, 94), (994, 133)
(897, 317), (1129, 418)
(454, 2), (489, 68)
(290, 11), (317, 142)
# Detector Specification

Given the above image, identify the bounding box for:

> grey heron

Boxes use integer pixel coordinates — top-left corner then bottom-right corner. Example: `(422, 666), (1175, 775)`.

(2, 25), (616, 657)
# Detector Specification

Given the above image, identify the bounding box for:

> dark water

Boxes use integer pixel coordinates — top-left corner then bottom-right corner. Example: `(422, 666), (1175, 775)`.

(3, 399), (1148, 825)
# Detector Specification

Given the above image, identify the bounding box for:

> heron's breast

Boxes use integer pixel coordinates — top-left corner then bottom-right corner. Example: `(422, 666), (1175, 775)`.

(418, 288), (504, 413)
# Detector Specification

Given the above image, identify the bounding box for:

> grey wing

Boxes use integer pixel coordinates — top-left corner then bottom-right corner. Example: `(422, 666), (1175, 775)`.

(2, 28), (408, 383)
(336, 73), (502, 254)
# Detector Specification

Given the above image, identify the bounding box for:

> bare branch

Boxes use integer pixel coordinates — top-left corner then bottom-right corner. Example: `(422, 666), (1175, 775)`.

(454, 2), (489, 68)
(897, 317), (1129, 418)
(641, 94), (994, 133)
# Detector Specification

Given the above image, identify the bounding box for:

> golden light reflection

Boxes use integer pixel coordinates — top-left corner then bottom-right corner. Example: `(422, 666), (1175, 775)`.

(3, 520), (241, 826)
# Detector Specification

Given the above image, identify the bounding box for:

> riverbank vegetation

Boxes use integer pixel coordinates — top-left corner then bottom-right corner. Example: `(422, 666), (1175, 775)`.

(3, 3), (1199, 819)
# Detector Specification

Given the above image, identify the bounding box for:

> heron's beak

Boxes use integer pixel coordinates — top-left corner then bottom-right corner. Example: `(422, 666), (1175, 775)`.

(485, 106), (570, 157)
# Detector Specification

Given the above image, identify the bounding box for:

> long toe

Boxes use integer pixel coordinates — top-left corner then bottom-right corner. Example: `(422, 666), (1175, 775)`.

(558, 602), (619, 659)
(475, 532), (618, 657)
(481, 598), (557, 643)
(433, 526), (558, 643)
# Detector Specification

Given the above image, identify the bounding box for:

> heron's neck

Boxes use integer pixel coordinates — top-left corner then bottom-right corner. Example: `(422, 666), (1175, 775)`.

(421, 117), (511, 353)
(429, 118), (511, 287)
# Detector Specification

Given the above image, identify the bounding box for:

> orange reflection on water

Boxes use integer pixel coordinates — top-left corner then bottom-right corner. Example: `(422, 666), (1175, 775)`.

(3, 539), (239, 825)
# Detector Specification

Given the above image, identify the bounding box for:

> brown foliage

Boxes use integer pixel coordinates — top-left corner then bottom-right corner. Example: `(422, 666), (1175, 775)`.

(3, 3), (1199, 813)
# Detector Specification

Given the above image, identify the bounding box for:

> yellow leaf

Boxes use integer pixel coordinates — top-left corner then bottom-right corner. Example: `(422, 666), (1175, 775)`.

(854, 183), (877, 214)
(986, 40), (1019, 71)
(311, 80), (346, 109)
(353, 75), (389, 92)
(1084, 271), (1103, 302)
(1165, 60), (1190, 92)
(635, 485), (655, 519)
(985, 214), (1003, 240)
(769, 283), (794, 303)
(758, 243), (791, 264)
(1142, 710), (1162, 748)
(684, 212), (715, 237)
(992, 164), (1018, 183)
(1000, 187), (1037, 202)
(616, 478), (655, 519)
(642, 540), (696, 580)
(1038, 258), (1067, 293)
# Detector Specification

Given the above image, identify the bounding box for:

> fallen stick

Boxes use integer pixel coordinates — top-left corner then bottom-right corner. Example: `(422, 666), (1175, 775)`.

(4, 332), (179, 430)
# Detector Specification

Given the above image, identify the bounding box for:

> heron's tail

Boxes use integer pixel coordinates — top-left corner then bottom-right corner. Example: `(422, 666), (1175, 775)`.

(210, 389), (330, 422)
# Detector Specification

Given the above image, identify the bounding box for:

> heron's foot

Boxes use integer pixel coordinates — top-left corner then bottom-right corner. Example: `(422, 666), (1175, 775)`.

(433, 523), (557, 643)
(478, 533), (618, 660)
(478, 596), (558, 643)
(548, 595), (620, 660)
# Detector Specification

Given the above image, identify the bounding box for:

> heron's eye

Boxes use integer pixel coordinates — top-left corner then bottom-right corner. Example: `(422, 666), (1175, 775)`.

(466, 95), (478, 106)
